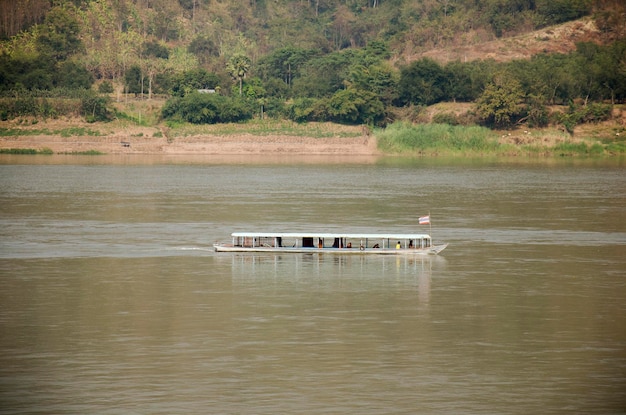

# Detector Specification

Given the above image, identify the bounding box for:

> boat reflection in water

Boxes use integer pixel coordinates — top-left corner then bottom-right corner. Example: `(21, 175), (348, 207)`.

(219, 253), (446, 306)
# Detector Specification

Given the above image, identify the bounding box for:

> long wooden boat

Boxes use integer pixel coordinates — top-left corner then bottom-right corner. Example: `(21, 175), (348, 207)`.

(213, 232), (448, 255)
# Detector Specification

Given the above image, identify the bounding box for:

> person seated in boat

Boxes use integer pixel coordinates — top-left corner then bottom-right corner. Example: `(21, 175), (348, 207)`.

(346, 242), (352, 248)
(372, 243), (380, 248)
(396, 241), (401, 249)
(409, 240), (414, 249)
(318, 239), (323, 249)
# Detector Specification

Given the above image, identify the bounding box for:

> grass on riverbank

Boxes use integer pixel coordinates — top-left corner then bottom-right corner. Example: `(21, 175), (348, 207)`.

(376, 122), (626, 156)
(0, 148), (105, 155)
(0, 147), (53, 154)
(376, 123), (503, 155)
(165, 119), (364, 139)
(0, 127), (103, 137)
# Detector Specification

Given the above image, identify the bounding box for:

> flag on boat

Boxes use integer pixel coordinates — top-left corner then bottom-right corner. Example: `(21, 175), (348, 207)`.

(419, 215), (430, 225)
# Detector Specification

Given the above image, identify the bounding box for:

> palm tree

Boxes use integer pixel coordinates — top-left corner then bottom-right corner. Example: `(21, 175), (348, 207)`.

(227, 54), (251, 96)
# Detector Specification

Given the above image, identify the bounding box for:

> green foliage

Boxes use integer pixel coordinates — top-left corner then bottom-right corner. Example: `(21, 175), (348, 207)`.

(536, 0), (592, 25)
(605, 140), (626, 154)
(161, 93), (253, 124)
(60, 150), (105, 155)
(376, 122), (500, 154)
(80, 91), (112, 122)
(285, 89), (385, 126)
(36, 5), (83, 60)
(322, 88), (386, 125)
(124, 65), (143, 95)
(240, 77), (266, 99)
(0, 54), (53, 91)
(553, 140), (605, 156)
(397, 58), (447, 106)
(142, 41), (169, 59)
(227, 54), (251, 96)
(286, 98), (317, 123)
(0, 147), (52, 155)
(168, 68), (220, 97)
(55, 61), (94, 89)
(188, 35), (220, 65)
(555, 102), (613, 134)
(257, 47), (319, 88)
(292, 51), (355, 98)
(432, 113), (460, 126)
(476, 72), (525, 128)
(0, 148), (38, 154)
(0, 126), (101, 137)
(347, 62), (399, 105)
(98, 81), (114, 94)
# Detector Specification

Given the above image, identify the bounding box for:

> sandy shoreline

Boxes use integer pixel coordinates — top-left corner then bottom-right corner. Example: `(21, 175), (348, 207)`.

(0, 133), (380, 156)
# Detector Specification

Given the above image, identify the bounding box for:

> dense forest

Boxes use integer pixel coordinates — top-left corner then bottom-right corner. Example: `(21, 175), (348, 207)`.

(0, 0), (625, 131)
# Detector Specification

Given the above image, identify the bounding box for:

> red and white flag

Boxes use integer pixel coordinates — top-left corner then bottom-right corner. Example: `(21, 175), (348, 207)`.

(419, 215), (430, 225)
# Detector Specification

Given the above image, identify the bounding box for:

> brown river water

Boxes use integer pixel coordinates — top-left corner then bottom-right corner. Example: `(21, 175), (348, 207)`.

(0, 155), (625, 414)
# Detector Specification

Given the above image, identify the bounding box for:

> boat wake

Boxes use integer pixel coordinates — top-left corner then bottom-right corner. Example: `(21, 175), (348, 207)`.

(172, 246), (214, 252)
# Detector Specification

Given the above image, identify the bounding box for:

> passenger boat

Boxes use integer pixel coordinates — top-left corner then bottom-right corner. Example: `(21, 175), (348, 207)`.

(213, 231), (448, 255)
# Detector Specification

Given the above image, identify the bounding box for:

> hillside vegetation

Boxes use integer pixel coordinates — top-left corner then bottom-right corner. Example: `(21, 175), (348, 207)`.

(0, 0), (625, 155)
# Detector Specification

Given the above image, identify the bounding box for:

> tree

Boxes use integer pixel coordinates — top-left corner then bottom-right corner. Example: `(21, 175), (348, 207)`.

(397, 58), (447, 106)
(346, 63), (399, 105)
(142, 41), (169, 59)
(81, 91), (113, 122)
(293, 51), (355, 98)
(536, 0), (592, 25)
(188, 35), (220, 65)
(256, 47), (318, 88)
(55, 61), (94, 89)
(227, 54), (251, 96)
(125, 65), (143, 95)
(476, 71), (525, 128)
(322, 88), (386, 125)
(169, 68), (220, 97)
(161, 93), (253, 124)
(36, 5), (83, 60)
(443, 61), (476, 102)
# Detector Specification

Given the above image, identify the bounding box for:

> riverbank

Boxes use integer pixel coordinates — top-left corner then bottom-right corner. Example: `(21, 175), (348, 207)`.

(0, 133), (380, 156)
(0, 117), (382, 156)
(1, 110), (624, 157)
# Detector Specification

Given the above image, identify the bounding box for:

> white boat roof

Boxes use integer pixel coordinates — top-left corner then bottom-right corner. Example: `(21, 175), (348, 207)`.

(231, 232), (431, 239)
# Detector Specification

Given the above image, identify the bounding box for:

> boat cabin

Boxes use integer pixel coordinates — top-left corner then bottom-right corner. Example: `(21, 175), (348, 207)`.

(230, 232), (432, 250)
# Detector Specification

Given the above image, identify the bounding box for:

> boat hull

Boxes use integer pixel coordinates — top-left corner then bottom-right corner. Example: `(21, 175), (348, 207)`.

(213, 243), (448, 255)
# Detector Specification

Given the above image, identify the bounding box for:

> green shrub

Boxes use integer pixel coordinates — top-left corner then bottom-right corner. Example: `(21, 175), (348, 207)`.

(286, 98), (317, 123)
(432, 112), (459, 125)
(80, 91), (112, 122)
(162, 93), (253, 124)
(98, 81), (114, 94)
(557, 102), (613, 134)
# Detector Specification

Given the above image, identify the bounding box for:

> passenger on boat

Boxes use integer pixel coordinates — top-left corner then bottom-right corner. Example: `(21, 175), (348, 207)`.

(396, 241), (401, 249)
(409, 240), (414, 248)
(373, 243), (380, 248)
(346, 242), (352, 248)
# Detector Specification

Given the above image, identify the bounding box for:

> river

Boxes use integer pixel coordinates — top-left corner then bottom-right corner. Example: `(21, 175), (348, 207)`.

(1, 155), (625, 414)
